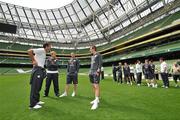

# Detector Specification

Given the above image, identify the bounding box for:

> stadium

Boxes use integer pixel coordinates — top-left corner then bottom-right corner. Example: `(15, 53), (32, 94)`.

(0, 0), (180, 120)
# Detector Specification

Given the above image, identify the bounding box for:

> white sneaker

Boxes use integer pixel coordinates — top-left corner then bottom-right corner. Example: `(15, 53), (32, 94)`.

(137, 84), (141, 86)
(147, 84), (150, 87)
(165, 86), (169, 89)
(154, 84), (158, 88)
(59, 93), (67, 98)
(71, 92), (76, 97)
(30, 104), (42, 109)
(161, 85), (165, 88)
(91, 102), (98, 110)
(90, 99), (100, 104)
(37, 101), (45, 105)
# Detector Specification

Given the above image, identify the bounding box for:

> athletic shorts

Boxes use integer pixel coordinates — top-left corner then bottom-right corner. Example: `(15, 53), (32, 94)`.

(124, 73), (130, 78)
(173, 75), (180, 81)
(144, 74), (149, 79)
(148, 73), (154, 80)
(89, 73), (100, 84)
(66, 73), (78, 84)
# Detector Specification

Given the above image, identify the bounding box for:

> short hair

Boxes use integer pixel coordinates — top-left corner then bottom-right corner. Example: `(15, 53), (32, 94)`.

(145, 59), (149, 62)
(90, 45), (97, 51)
(43, 42), (51, 48)
(150, 59), (153, 62)
(159, 57), (164, 61)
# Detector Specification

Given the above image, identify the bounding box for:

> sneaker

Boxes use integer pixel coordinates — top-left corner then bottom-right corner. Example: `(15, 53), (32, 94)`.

(137, 84), (141, 86)
(37, 101), (45, 105)
(90, 99), (100, 104)
(175, 84), (178, 88)
(91, 101), (98, 110)
(59, 93), (67, 98)
(71, 92), (76, 97)
(165, 86), (169, 89)
(147, 84), (150, 87)
(161, 85), (165, 88)
(154, 84), (158, 88)
(29, 104), (42, 109)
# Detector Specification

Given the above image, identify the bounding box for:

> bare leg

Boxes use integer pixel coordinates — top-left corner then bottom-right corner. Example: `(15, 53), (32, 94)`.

(94, 84), (100, 98)
(73, 84), (77, 95)
(65, 84), (70, 94)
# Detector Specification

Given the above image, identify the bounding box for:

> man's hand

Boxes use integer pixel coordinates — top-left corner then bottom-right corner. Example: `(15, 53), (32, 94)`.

(96, 72), (100, 76)
(32, 60), (38, 66)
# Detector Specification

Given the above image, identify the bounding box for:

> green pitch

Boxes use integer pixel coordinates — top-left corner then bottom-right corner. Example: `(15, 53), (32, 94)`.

(0, 73), (180, 120)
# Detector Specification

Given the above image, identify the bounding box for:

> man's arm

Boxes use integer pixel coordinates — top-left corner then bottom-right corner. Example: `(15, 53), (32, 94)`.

(76, 59), (80, 73)
(97, 54), (102, 75)
(67, 61), (70, 73)
(27, 49), (37, 66)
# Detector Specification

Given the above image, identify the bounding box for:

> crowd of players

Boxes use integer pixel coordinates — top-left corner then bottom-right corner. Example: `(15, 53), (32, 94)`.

(111, 59), (180, 88)
(27, 42), (180, 110)
(28, 43), (102, 110)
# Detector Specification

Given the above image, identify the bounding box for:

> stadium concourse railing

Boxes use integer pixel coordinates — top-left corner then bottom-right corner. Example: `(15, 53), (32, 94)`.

(0, 40), (179, 65)
(103, 41), (180, 63)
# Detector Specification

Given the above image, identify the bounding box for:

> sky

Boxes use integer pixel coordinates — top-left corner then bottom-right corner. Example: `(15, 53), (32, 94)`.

(0, 0), (74, 9)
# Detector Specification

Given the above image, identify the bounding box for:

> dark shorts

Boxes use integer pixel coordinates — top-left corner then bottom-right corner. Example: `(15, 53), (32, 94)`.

(148, 73), (154, 80)
(89, 73), (100, 84)
(144, 73), (154, 80)
(144, 74), (149, 79)
(66, 73), (78, 84)
(124, 73), (130, 78)
(173, 75), (180, 81)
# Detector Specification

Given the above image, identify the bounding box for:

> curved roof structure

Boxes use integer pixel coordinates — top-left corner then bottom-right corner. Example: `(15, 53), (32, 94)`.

(0, 0), (177, 49)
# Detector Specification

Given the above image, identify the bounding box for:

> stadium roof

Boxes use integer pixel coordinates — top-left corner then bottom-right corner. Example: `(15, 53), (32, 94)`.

(0, 0), (74, 9)
(0, 0), (177, 49)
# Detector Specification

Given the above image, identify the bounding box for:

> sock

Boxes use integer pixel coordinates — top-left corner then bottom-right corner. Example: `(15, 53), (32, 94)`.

(95, 97), (99, 101)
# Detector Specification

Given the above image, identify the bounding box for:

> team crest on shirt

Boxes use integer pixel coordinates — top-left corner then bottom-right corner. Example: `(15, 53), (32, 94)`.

(37, 75), (40, 78)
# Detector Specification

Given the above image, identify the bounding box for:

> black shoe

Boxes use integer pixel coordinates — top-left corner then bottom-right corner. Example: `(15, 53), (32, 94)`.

(55, 94), (60, 97)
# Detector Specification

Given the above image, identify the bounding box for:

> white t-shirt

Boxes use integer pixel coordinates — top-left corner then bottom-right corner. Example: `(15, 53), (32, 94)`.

(130, 66), (135, 73)
(33, 48), (46, 68)
(136, 63), (142, 73)
(160, 61), (168, 73)
(101, 67), (104, 71)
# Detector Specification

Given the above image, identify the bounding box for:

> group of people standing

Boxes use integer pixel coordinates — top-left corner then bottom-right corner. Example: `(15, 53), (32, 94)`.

(27, 42), (179, 110)
(112, 58), (180, 88)
(28, 43), (102, 110)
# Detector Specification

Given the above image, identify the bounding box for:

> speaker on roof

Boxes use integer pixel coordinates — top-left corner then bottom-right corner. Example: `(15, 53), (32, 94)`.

(0, 23), (17, 34)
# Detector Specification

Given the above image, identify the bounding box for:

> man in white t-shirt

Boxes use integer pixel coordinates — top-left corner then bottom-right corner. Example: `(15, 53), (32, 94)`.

(160, 57), (169, 88)
(136, 60), (142, 86)
(28, 42), (51, 109)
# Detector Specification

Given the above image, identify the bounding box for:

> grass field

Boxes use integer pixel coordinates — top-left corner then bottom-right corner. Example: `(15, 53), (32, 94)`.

(0, 73), (180, 120)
